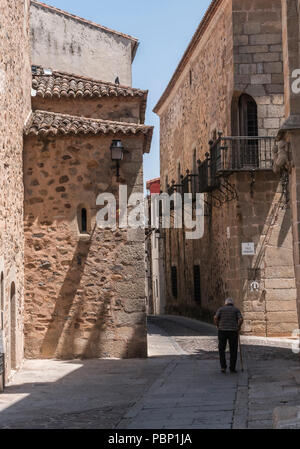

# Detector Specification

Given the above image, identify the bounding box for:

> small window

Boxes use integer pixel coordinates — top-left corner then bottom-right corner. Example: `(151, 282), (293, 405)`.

(81, 208), (87, 233)
(193, 149), (197, 173)
(78, 205), (89, 234)
(189, 70), (193, 86)
(171, 266), (178, 299)
(177, 163), (181, 183)
(194, 265), (201, 304)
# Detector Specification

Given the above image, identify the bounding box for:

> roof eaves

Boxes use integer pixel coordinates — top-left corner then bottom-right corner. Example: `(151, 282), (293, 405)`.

(24, 110), (153, 153)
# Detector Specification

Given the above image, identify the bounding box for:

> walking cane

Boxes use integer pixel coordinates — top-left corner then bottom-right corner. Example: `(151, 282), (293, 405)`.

(238, 332), (244, 372)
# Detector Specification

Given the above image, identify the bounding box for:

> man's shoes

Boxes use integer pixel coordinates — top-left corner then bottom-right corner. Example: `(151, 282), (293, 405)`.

(221, 368), (226, 373)
(230, 369), (238, 373)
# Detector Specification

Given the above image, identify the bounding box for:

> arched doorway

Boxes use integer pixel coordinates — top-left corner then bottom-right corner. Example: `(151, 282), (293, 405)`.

(10, 282), (17, 371)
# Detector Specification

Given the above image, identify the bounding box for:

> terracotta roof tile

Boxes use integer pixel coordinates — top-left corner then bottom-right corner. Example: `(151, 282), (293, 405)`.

(25, 111), (153, 153)
(32, 68), (147, 99)
(32, 68), (148, 123)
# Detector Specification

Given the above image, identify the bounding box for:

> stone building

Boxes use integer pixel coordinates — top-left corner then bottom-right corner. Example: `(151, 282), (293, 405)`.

(23, 0), (153, 359)
(0, 0), (152, 380)
(145, 179), (165, 316)
(0, 0), (31, 383)
(24, 70), (152, 359)
(278, 0), (300, 343)
(154, 0), (299, 337)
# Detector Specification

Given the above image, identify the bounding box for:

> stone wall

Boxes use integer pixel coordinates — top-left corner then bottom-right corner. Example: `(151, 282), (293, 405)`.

(30, 1), (136, 86)
(159, 0), (234, 186)
(280, 0), (300, 334)
(0, 0), (31, 380)
(233, 0), (285, 137)
(156, 0), (298, 336)
(23, 133), (147, 359)
(32, 96), (142, 124)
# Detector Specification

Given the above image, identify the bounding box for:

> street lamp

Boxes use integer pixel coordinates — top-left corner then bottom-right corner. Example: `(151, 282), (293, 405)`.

(110, 139), (124, 180)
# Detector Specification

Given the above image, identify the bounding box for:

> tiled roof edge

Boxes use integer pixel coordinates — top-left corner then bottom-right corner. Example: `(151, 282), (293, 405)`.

(25, 110), (153, 153)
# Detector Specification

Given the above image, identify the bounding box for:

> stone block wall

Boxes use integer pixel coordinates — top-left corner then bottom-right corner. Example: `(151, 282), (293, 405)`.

(0, 0), (31, 381)
(233, 0), (285, 136)
(156, 0), (299, 336)
(160, 0), (234, 187)
(23, 133), (147, 359)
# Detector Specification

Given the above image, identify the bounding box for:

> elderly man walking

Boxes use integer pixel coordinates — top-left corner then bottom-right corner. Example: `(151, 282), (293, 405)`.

(214, 298), (243, 374)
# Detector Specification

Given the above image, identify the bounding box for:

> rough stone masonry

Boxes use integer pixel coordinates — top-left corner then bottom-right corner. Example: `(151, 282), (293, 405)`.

(0, 0), (31, 382)
(154, 0), (299, 337)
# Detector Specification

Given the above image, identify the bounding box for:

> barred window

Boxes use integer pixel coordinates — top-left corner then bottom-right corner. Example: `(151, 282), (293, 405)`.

(194, 265), (201, 304)
(171, 266), (178, 299)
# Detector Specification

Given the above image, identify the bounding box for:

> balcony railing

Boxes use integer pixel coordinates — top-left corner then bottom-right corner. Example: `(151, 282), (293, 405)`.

(165, 136), (275, 197)
(214, 136), (275, 173)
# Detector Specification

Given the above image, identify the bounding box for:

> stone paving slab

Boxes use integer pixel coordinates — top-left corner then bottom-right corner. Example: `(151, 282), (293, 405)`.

(1, 315), (299, 429)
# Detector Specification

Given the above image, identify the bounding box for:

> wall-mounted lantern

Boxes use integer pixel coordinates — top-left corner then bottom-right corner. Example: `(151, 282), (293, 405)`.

(110, 139), (124, 180)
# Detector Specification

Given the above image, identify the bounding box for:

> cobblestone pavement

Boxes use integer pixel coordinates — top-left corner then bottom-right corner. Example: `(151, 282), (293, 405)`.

(0, 315), (299, 429)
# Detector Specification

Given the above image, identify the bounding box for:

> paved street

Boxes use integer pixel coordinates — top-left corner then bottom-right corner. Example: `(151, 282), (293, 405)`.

(0, 315), (299, 429)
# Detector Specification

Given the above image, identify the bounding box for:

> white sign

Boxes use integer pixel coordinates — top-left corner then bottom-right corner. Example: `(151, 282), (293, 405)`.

(226, 227), (230, 239)
(250, 281), (260, 292)
(242, 242), (255, 256)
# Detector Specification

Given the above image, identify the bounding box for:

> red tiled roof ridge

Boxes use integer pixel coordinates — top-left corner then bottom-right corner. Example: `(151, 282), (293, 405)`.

(24, 110), (153, 153)
(31, 1), (139, 60)
(32, 67), (148, 95)
(153, 0), (223, 114)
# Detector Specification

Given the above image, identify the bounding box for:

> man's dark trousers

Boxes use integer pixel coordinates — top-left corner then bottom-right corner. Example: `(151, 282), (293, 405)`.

(218, 330), (239, 371)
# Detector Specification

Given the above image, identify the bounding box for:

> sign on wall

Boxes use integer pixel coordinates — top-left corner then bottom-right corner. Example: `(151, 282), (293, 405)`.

(242, 242), (255, 256)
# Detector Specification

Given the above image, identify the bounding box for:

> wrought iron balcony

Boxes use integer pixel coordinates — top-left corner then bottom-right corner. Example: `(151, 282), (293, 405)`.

(212, 136), (275, 173)
(165, 136), (275, 198)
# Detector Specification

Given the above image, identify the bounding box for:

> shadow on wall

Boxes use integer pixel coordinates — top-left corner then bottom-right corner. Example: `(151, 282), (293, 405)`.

(40, 238), (92, 359)
(24, 134), (146, 360)
(165, 171), (292, 334)
(39, 235), (147, 360)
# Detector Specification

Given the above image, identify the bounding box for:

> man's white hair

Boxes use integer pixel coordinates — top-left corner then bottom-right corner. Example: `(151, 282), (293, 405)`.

(225, 298), (234, 305)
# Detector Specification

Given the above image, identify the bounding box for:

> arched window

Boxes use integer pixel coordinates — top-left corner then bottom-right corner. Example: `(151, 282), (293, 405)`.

(238, 94), (258, 137)
(0, 272), (3, 330)
(238, 94), (259, 168)
(10, 282), (16, 370)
